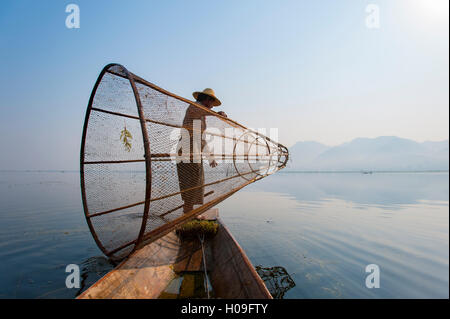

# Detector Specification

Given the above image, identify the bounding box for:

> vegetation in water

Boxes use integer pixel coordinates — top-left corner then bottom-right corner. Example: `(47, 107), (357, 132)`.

(255, 265), (296, 299)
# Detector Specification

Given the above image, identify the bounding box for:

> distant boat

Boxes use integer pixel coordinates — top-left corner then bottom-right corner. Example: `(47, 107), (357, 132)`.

(362, 170), (373, 174)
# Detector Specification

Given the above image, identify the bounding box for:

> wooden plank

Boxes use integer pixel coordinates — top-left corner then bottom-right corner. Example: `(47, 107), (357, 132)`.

(77, 232), (181, 299)
(172, 240), (204, 272)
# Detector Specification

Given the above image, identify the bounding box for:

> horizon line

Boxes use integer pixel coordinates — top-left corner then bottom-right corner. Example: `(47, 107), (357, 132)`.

(291, 136), (449, 147)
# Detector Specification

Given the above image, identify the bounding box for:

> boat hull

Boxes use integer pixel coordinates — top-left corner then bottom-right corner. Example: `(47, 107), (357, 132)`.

(78, 212), (271, 299)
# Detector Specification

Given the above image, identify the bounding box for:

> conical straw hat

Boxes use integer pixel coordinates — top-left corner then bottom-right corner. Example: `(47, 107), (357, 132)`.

(192, 88), (221, 106)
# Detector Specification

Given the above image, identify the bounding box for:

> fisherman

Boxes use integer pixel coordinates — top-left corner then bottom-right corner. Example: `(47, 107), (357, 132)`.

(176, 88), (227, 214)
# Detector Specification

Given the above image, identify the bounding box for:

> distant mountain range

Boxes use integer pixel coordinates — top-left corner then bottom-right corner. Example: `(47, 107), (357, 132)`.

(287, 136), (449, 171)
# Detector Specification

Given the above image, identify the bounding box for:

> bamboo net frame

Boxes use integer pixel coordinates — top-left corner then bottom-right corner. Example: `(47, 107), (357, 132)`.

(80, 64), (289, 260)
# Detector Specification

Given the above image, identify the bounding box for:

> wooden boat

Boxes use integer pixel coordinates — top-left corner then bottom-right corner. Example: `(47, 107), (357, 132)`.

(77, 209), (272, 299)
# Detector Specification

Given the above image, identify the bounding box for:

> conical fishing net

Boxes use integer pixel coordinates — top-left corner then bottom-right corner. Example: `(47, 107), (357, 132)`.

(80, 64), (288, 260)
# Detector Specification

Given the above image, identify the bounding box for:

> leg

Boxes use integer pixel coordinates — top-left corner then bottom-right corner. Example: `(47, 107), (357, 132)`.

(183, 202), (194, 214)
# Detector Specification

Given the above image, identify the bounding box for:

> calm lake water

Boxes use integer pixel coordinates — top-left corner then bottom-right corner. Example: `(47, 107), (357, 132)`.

(0, 171), (448, 298)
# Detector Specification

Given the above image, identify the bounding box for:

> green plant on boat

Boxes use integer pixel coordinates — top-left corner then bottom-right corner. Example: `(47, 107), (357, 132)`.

(176, 220), (219, 239)
(120, 123), (133, 152)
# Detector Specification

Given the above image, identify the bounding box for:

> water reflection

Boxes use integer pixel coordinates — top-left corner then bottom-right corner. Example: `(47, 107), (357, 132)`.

(250, 172), (449, 208)
(218, 172), (449, 298)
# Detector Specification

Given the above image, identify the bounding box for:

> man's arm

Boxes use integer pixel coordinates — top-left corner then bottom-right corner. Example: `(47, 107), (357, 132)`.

(190, 103), (228, 118)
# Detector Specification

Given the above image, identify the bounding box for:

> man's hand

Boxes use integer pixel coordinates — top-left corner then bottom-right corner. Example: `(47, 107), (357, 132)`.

(209, 160), (218, 168)
(217, 111), (227, 117)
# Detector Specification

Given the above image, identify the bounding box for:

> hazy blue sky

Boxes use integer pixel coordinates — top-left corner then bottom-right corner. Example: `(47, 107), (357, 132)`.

(0, 0), (448, 170)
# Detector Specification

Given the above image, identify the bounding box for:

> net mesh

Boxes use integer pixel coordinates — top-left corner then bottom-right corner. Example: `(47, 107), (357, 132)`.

(81, 64), (289, 260)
